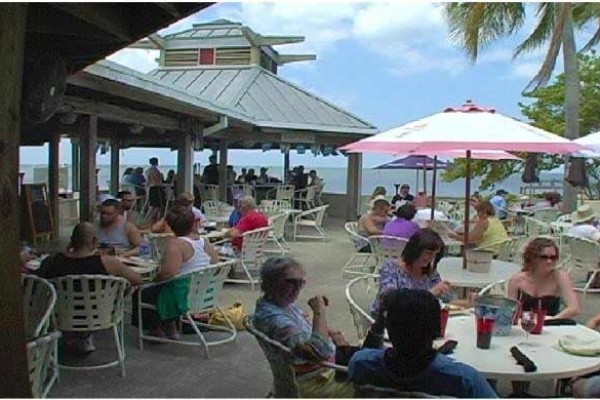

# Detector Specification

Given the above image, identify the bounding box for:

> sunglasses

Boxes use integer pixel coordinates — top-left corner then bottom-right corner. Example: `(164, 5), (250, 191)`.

(538, 255), (559, 261)
(284, 278), (306, 288)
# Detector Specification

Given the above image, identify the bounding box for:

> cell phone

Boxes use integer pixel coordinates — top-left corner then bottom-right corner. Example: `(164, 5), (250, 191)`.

(437, 340), (458, 354)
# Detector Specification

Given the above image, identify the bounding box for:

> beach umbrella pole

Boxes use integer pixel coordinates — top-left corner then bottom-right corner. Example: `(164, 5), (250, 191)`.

(430, 156), (438, 220)
(463, 150), (472, 269)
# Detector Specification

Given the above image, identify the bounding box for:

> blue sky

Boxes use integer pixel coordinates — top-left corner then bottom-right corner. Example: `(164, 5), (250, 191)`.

(20, 2), (575, 170)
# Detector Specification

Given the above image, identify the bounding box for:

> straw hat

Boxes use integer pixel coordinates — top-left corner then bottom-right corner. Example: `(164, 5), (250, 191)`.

(571, 205), (597, 224)
(370, 195), (390, 209)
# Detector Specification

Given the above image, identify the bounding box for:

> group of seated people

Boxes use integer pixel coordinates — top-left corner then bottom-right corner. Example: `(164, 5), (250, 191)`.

(252, 254), (496, 398)
(251, 225), (600, 397)
(359, 185), (510, 256)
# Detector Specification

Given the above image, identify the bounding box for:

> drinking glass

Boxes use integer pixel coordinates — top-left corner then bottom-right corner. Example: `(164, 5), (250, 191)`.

(520, 311), (537, 346)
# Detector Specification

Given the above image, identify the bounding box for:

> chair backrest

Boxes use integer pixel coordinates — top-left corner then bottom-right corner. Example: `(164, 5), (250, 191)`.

(496, 236), (529, 263)
(146, 233), (172, 263)
(241, 226), (272, 263)
(201, 184), (219, 201)
(355, 384), (447, 398)
(22, 275), (56, 339)
(345, 222), (369, 251)
(275, 185), (295, 201)
(185, 259), (237, 314)
(556, 213), (572, 223)
(298, 205), (329, 226)
(568, 235), (600, 272)
(345, 276), (377, 341)
(305, 185), (318, 201)
(232, 184), (255, 198)
(27, 331), (61, 398)
(524, 216), (552, 236)
(259, 200), (292, 216)
(244, 316), (300, 398)
(478, 279), (509, 297)
(202, 200), (226, 219)
(269, 213), (287, 240)
(533, 207), (559, 223)
(51, 275), (129, 331)
(368, 235), (408, 266)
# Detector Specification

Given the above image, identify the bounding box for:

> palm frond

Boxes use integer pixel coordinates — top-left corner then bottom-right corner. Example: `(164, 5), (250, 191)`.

(523, 4), (567, 92)
(444, 2), (525, 62)
(514, 3), (557, 58)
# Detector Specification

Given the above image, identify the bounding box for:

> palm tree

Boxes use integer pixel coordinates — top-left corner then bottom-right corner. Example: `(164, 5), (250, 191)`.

(445, 3), (595, 212)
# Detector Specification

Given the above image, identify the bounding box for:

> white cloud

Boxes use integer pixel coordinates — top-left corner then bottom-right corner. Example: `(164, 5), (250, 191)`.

(106, 49), (159, 73)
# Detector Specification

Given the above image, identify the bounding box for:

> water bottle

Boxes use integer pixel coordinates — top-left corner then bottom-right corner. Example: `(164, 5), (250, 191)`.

(140, 239), (152, 261)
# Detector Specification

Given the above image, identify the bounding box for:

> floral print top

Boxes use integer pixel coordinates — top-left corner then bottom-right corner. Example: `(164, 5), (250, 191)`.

(370, 259), (441, 314)
(252, 298), (335, 370)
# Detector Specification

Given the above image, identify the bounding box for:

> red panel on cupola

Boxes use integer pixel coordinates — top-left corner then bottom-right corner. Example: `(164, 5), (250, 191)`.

(198, 48), (215, 65)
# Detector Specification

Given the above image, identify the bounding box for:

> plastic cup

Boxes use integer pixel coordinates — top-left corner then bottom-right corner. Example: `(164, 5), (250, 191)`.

(476, 317), (495, 349)
(440, 308), (449, 338)
(531, 308), (546, 334)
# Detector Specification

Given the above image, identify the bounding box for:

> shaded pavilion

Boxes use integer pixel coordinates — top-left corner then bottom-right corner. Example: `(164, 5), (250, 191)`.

(4, 10), (377, 395)
(1, 3), (212, 396)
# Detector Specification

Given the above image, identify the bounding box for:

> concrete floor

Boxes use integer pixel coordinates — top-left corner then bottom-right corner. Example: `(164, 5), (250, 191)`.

(48, 216), (600, 398)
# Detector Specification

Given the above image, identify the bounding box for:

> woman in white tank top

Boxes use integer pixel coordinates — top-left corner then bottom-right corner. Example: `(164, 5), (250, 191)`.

(139, 206), (219, 340)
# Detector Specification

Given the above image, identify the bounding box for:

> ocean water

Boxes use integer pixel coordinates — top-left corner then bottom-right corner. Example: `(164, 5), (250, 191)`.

(20, 164), (565, 197)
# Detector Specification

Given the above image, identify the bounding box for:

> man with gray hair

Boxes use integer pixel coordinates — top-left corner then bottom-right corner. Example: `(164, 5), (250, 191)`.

(228, 195), (269, 251)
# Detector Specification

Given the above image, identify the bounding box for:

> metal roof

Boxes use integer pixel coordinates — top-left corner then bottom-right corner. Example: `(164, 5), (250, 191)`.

(148, 65), (377, 134)
(164, 19), (248, 42)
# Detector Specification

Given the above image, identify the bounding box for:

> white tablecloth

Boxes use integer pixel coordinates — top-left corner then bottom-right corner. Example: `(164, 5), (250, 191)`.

(442, 316), (600, 380)
(437, 257), (520, 288)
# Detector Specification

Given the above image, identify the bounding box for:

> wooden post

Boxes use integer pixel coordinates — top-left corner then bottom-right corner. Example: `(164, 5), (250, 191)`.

(346, 153), (362, 221)
(218, 140), (228, 202)
(176, 133), (193, 195)
(48, 132), (60, 239)
(0, 4), (32, 397)
(110, 139), (120, 195)
(71, 138), (80, 192)
(283, 151), (290, 183)
(79, 115), (97, 222)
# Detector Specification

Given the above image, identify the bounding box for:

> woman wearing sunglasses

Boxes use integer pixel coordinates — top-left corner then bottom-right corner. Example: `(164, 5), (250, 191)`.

(507, 237), (580, 319)
(253, 257), (382, 398)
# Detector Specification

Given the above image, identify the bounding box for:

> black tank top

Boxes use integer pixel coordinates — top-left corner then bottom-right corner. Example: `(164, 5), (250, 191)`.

(518, 289), (561, 316)
(37, 253), (107, 279)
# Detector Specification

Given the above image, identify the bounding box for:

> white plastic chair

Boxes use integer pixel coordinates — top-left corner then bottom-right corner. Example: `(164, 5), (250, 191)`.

(227, 226), (272, 290)
(22, 275), (58, 397)
(266, 185), (295, 202)
(496, 236), (529, 263)
(294, 185), (318, 210)
(478, 279), (509, 297)
(533, 207), (559, 223)
(345, 276), (377, 341)
(27, 331), (62, 398)
(231, 184), (255, 199)
(292, 205), (329, 241)
(265, 213), (289, 255)
(202, 200), (228, 221)
(244, 316), (347, 398)
(51, 275), (129, 377)
(368, 235), (409, 267)
(259, 200), (292, 217)
(567, 236), (600, 301)
(342, 222), (374, 278)
(200, 184), (219, 202)
(137, 259), (237, 356)
(523, 216), (552, 236)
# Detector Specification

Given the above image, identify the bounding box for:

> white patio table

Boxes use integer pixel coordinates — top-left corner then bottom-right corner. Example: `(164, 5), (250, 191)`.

(442, 315), (600, 381)
(437, 257), (520, 288)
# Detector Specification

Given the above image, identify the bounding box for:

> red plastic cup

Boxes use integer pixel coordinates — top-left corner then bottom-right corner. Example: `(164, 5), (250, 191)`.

(531, 308), (546, 334)
(440, 308), (449, 338)
(476, 317), (495, 349)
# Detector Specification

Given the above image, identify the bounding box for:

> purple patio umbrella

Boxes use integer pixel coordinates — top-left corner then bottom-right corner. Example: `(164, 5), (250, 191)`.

(374, 155), (449, 194)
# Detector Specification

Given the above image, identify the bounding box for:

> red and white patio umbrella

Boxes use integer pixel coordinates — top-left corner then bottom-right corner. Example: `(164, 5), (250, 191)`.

(341, 100), (585, 266)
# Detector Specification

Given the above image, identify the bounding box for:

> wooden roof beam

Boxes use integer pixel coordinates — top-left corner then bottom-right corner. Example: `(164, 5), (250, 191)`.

(51, 4), (131, 42)
(61, 95), (181, 131)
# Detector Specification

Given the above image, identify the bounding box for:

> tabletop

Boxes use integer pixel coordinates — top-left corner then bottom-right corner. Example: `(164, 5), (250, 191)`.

(442, 315), (600, 381)
(437, 257), (520, 288)
(116, 256), (159, 280)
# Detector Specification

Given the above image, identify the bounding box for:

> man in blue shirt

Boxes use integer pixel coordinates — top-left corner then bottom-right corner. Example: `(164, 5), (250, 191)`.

(348, 289), (497, 398)
(490, 189), (508, 220)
